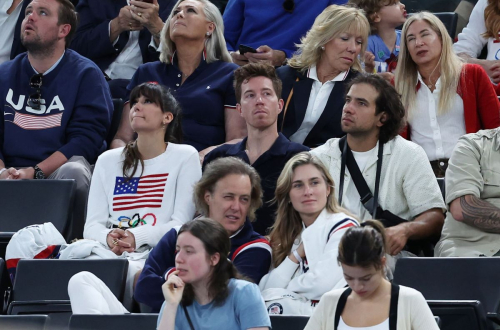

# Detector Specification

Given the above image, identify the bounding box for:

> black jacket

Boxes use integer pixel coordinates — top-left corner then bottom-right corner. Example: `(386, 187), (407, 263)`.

(277, 65), (359, 148)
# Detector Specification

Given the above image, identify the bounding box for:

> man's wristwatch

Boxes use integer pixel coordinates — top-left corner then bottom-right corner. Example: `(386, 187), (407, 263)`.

(33, 165), (45, 179)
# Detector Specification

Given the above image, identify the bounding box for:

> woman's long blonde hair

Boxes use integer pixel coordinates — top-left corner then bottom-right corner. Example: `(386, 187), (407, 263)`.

(159, 0), (232, 64)
(394, 12), (464, 118)
(288, 5), (370, 72)
(268, 152), (352, 267)
(483, 0), (500, 41)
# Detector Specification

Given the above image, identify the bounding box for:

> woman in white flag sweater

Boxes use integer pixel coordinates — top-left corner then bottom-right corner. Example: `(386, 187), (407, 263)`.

(80, 82), (201, 308)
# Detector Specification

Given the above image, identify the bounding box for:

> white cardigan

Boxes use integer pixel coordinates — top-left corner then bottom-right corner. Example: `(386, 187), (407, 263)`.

(305, 285), (439, 330)
(259, 209), (358, 300)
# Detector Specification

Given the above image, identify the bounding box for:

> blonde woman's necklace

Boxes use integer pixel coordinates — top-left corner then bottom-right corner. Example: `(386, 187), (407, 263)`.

(423, 64), (440, 92)
(426, 78), (436, 91)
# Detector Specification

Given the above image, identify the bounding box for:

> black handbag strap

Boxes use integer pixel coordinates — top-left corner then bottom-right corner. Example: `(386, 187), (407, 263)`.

(389, 283), (400, 330)
(183, 304), (195, 330)
(334, 283), (400, 330)
(338, 137), (406, 227)
(334, 287), (352, 329)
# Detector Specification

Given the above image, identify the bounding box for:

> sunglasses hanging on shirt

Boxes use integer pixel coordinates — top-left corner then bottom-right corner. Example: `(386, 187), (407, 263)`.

(282, 0), (295, 13)
(28, 73), (43, 110)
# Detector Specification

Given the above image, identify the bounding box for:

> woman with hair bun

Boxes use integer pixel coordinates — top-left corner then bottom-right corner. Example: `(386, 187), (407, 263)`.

(305, 220), (439, 330)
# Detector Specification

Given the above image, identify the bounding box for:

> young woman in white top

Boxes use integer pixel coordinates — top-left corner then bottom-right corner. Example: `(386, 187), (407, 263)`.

(304, 220), (439, 330)
(259, 152), (358, 314)
(78, 82), (201, 309)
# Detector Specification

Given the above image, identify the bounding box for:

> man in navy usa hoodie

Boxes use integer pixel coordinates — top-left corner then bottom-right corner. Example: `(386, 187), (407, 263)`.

(0, 0), (112, 239)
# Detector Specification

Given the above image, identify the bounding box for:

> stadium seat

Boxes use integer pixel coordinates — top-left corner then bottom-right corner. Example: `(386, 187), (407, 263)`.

(0, 315), (48, 330)
(434, 12), (459, 39)
(428, 300), (491, 330)
(0, 258), (9, 313)
(69, 313), (158, 330)
(403, 12), (458, 38)
(270, 315), (310, 330)
(107, 98), (124, 147)
(0, 179), (76, 259)
(435, 315), (442, 328)
(404, 0), (461, 14)
(6, 259), (128, 315)
(394, 258), (500, 330)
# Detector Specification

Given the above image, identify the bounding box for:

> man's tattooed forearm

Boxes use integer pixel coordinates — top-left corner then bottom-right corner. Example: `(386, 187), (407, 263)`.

(460, 196), (500, 233)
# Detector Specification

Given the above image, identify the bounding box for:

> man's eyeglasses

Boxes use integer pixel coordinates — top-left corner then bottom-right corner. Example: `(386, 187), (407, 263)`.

(28, 73), (43, 110)
(283, 0), (295, 13)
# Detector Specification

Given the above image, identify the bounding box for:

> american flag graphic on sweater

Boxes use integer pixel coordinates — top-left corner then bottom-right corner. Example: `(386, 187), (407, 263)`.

(112, 173), (169, 211)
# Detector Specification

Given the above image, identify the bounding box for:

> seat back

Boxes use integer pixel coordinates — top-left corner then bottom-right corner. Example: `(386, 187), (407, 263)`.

(428, 300), (492, 330)
(398, 12), (458, 39)
(434, 316), (441, 328)
(69, 314), (159, 330)
(394, 258), (500, 315)
(0, 258), (10, 313)
(0, 315), (48, 330)
(434, 12), (459, 39)
(270, 315), (310, 330)
(404, 0), (461, 14)
(8, 259), (128, 314)
(107, 98), (124, 147)
(0, 180), (76, 242)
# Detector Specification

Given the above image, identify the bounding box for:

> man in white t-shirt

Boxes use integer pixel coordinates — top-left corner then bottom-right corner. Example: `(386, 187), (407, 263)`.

(312, 74), (446, 256)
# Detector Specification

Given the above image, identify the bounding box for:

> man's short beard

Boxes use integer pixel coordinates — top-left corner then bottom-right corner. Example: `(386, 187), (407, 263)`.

(22, 34), (57, 58)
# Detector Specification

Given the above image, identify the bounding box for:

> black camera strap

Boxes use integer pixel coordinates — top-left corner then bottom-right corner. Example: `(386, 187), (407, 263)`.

(338, 136), (406, 227)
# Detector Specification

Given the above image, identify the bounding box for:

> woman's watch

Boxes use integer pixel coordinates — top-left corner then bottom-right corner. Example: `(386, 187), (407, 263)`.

(33, 165), (45, 179)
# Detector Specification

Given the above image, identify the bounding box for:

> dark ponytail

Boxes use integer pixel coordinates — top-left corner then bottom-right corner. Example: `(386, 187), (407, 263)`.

(122, 82), (183, 180)
(338, 219), (386, 270)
